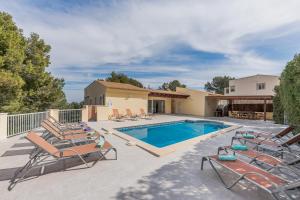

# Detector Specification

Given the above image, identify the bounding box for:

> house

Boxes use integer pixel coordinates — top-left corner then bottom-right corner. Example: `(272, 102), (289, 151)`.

(216, 74), (280, 120)
(224, 74), (280, 96)
(84, 80), (218, 120)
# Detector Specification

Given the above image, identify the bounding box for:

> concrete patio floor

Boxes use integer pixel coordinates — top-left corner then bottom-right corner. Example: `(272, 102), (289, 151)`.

(0, 115), (295, 200)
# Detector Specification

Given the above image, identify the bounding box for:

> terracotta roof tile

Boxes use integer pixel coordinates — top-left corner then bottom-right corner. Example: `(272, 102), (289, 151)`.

(97, 80), (148, 92)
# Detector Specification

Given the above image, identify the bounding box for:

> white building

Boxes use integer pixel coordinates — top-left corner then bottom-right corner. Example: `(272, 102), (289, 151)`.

(224, 74), (280, 96)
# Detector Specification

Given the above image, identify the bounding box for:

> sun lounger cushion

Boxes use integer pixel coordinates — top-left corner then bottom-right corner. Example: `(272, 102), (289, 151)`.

(96, 136), (105, 148)
(242, 134), (255, 139)
(84, 127), (92, 131)
(218, 154), (237, 161)
(236, 130), (254, 134)
(231, 144), (248, 151)
(87, 130), (96, 136)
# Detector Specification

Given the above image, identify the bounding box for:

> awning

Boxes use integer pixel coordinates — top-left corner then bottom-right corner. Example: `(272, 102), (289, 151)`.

(206, 95), (273, 100)
(148, 91), (189, 99)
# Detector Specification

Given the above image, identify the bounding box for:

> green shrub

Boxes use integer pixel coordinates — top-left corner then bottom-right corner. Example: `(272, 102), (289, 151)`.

(273, 86), (284, 124)
(280, 54), (300, 126)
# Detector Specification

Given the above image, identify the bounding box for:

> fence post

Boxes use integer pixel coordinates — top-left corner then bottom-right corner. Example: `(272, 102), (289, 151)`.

(49, 109), (59, 121)
(0, 113), (8, 140)
(81, 106), (88, 122)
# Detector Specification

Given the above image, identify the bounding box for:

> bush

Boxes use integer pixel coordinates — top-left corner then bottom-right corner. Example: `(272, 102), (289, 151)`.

(280, 54), (300, 126)
(273, 86), (284, 124)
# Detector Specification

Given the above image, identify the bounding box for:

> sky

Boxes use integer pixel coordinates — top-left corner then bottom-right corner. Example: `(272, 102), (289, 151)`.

(1, 0), (300, 102)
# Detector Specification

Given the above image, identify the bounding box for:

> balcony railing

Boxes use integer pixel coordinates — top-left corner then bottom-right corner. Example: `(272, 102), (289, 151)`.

(3, 109), (83, 138)
(59, 109), (82, 124)
(7, 111), (49, 137)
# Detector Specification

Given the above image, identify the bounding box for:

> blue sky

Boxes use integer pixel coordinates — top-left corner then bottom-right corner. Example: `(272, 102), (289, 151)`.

(1, 0), (300, 102)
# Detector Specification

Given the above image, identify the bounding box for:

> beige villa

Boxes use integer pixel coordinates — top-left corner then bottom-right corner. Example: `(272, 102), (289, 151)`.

(84, 80), (219, 121)
(84, 74), (279, 121)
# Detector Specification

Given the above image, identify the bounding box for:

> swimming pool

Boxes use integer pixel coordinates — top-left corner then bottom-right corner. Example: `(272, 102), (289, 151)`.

(117, 120), (229, 148)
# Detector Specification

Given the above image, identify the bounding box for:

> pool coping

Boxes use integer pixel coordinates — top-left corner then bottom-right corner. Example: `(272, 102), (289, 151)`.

(112, 119), (242, 157)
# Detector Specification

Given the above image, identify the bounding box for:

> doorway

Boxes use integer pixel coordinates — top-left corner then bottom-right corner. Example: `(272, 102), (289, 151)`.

(148, 100), (165, 113)
(88, 105), (97, 121)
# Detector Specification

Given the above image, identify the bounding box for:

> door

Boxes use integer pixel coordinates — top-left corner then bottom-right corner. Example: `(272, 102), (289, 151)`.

(153, 100), (165, 113)
(171, 99), (176, 114)
(88, 105), (97, 121)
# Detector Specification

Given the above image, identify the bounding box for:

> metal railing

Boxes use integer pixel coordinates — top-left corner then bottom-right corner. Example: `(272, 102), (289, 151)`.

(59, 109), (82, 124)
(7, 111), (49, 137)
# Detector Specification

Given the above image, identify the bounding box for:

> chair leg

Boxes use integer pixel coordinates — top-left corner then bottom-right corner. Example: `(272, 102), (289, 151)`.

(112, 147), (117, 160)
(206, 158), (247, 190)
(201, 157), (207, 170)
(207, 158), (229, 187)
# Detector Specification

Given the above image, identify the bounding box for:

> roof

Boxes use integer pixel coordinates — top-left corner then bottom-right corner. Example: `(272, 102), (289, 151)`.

(148, 89), (190, 98)
(96, 80), (148, 92)
(234, 74), (279, 81)
(206, 95), (273, 100)
(95, 81), (189, 98)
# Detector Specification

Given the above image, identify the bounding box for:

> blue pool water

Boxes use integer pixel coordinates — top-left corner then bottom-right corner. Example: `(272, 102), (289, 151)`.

(117, 120), (229, 148)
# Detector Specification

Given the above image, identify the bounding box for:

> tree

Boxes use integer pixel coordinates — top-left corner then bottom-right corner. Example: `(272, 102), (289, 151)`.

(0, 12), (68, 113)
(0, 12), (25, 74)
(0, 71), (24, 112)
(273, 86), (284, 124)
(67, 101), (85, 109)
(106, 71), (144, 88)
(280, 54), (300, 126)
(204, 76), (235, 94)
(159, 80), (186, 91)
(21, 33), (67, 111)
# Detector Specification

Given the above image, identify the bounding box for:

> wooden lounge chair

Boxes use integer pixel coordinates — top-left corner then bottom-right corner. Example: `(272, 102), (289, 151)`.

(139, 108), (152, 119)
(125, 109), (138, 121)
(48, 115), (86, 130)
(41, 121), (100, 142)
(110, 109), (125, 122)
(201, 155), (299, 200)
(235, 126), (294, 139)
(218, 146), (300, 176)
(44, 119), (86, 135)
(8, 131), (117, 190)
(232, 132), (300, 152)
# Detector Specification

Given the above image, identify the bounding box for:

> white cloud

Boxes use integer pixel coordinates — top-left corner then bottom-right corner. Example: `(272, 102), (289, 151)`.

(1, 0), (299, 101)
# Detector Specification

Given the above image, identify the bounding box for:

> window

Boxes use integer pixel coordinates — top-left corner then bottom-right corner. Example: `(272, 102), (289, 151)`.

(85, 96), (89, 104)
(99, 96), (103, 105)
(225, 88), (229, 94)
(148, 100), (153, 113)
(256, 83), (266, 90)
(230, 86), (235, 92)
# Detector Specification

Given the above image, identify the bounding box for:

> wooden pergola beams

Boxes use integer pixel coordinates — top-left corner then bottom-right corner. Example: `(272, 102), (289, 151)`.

(148, 92), (189, 99)
(207, 95), (274, 121)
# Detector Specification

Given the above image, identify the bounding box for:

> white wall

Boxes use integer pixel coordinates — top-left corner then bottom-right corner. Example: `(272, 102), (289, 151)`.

(225, 75), (279, 96)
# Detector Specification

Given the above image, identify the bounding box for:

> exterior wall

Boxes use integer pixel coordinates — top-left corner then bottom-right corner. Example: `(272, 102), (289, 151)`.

(106, 88), (149, 116)
(173, 88), (205, 116)
(84, 81), (107, 105)
(224, 75), (279, 96)
(96, 106), (111, 120)
(81, 106), (89, 122)
(205, 98), (219, 117)
(148, 96), (172, 114)
(174, 88), (216, 117)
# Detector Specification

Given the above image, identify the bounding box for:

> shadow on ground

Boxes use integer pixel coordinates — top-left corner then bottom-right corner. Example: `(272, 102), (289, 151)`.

(115, 136), (277, 200)
(1, 149), (34, 157)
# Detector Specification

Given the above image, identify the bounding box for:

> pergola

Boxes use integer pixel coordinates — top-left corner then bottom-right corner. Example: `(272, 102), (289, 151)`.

(148, 91), (190, 99)
(206, 95), (273, 121)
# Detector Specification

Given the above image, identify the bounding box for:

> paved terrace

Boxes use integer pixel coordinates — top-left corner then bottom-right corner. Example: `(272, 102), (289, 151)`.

(0, 115), (296, 200)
